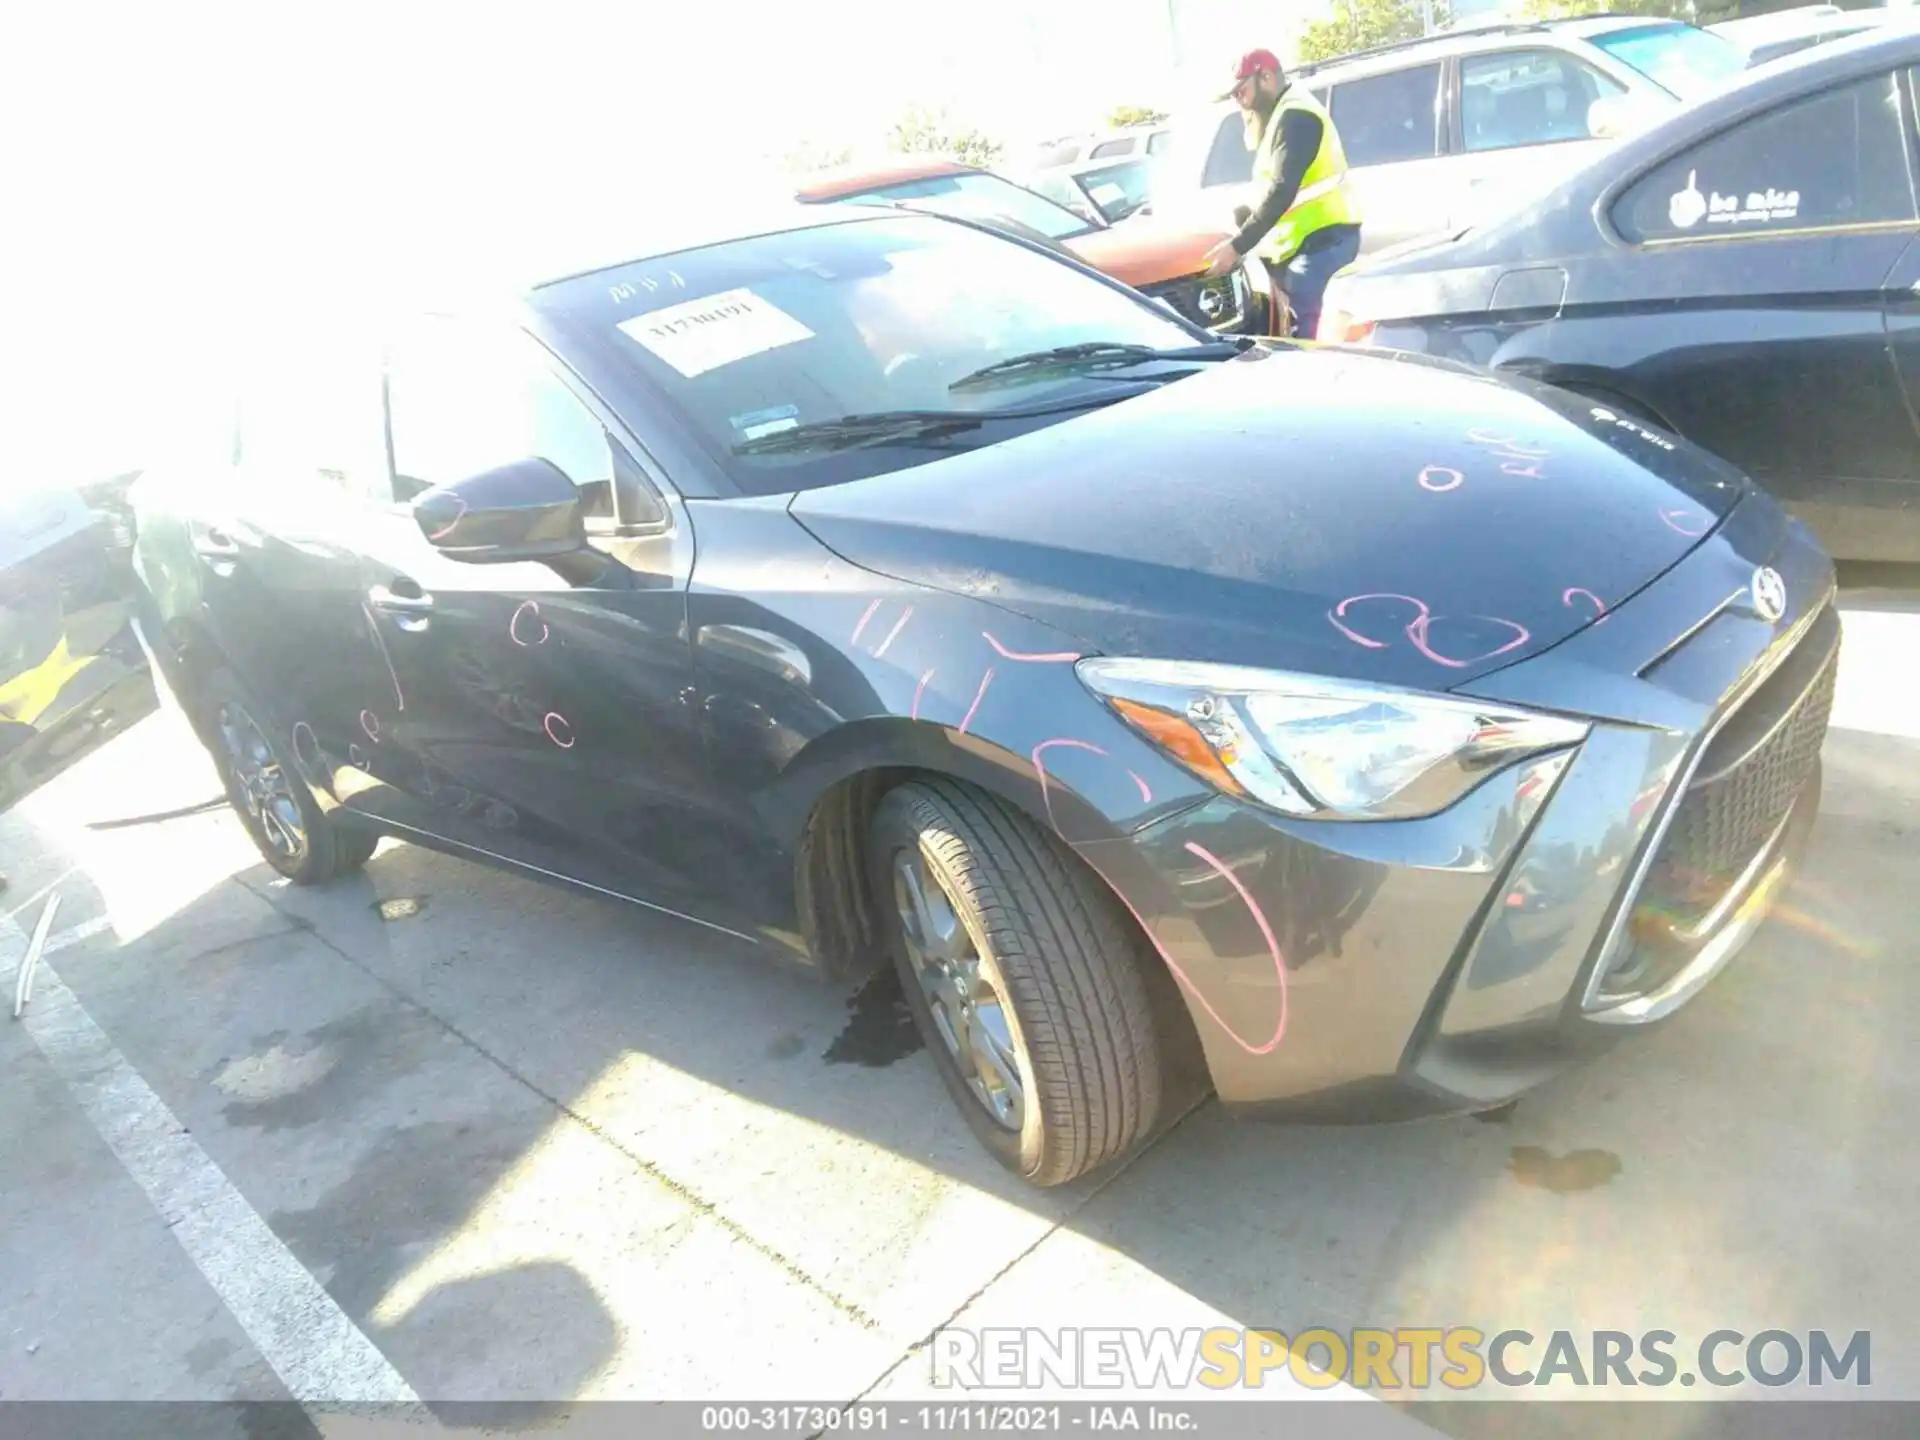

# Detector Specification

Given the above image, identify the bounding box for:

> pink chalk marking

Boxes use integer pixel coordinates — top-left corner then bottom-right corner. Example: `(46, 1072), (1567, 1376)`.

(957, 667), (995, 734)
(424, 494), (468, 542)
(1328, 591), (1430, 650)
(1032, 739), (1161, 832)
(872, 605), (914, 659)
(983, 631), (1081, 663)
(1406, 613), (1532, 670)
(1499, 461), (1544, 479)
(1418, 465), (1464, 493)
(348, 743), (370, 772)
(1562, 586), (1607, 619)
(510, 600), (548, 647)
(1467, 430), (1549, 457)
(911, 667), (936, 722)
(359, 709), (380, 742)
(849, 598), (882, 647)
(1165, 841), (1289, 1055)
(543, 711), (575, 748)
(1660, 508), (1710, 537)
(360, 602), (406, 711)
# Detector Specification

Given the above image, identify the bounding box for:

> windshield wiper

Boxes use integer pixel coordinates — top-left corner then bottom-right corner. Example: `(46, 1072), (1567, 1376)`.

(732, 393), (1135, 457)
(948, 339), (1245, 393)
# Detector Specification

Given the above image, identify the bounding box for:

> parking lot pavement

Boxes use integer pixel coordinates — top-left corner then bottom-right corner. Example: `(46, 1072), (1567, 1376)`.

(2, 586), (1917, 1434)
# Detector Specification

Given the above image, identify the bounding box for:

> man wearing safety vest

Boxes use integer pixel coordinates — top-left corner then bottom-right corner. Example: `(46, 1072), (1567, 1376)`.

(1201, 48), (1363, 340)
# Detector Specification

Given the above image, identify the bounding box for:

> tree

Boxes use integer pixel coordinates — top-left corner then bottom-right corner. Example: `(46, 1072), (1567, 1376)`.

(1108, 105), (1169, 129)
(888, 104), (1005, 170)
(1297, 0), (1452, 65)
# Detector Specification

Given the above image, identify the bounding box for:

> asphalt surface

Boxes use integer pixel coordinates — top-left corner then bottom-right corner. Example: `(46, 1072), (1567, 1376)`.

(2, 581), (1917, 1437)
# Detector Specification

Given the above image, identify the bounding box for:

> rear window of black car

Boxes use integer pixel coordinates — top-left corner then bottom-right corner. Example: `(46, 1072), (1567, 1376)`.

(1613, 71), (1918, 243)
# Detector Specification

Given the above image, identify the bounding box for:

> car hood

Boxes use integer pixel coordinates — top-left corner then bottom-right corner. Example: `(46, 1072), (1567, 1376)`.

(1063, 219), (1228, 289)
(789, 346), (1748, 690)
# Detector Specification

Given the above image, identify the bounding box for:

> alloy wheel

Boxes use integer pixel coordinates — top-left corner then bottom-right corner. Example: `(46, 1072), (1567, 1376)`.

(893, 848), (1025, 1131)
(215, 701), (309, 864)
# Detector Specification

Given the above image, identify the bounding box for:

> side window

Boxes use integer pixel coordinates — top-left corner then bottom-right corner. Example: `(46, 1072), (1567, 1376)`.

(1328, 64), (1443, 167)
(1202, 113), (1255, 188)
(1146, 129), (1173, 156)
(386, 320), (628, 522)
(233, 329), (389, 503)
(1460, 49), (1626, 153)
(1090, 137), (1136, 159)
(1613, 72), (1917, 244)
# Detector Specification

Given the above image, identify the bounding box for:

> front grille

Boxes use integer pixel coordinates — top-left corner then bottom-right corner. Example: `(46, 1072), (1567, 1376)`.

(1639, 605), (1839, 922)
(1144, 273), (1245, 331)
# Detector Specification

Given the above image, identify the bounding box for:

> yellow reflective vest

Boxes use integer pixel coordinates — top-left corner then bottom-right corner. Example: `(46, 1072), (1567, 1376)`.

(1251, 87), (1360, 264)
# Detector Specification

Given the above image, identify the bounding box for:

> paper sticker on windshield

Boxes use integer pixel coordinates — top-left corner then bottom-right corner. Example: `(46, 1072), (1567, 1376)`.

(617, 288), (813, 377)
(1668, 170), (1799, 230)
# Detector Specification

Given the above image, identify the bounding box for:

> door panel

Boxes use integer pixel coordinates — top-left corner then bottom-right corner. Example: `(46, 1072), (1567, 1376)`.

(357, 316), (733, 927)
(1872, 231), (1920, 557)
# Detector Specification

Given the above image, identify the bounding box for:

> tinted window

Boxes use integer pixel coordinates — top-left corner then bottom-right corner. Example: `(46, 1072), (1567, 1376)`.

(538, 215), (1210, 496)
(1460, 49), (1626, 152)
(1328, 64), (1442, 166)
(1614, 72), (1917, 243)
(386, 320), (618, 518)
(1090, 137), (1137, 158)
(847, 172), (1092, 240)
(1202, 113), (1255, 188)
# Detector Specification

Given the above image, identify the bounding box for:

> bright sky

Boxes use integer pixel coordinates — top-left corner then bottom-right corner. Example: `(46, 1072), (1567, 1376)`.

(3, 0), (1313, 486)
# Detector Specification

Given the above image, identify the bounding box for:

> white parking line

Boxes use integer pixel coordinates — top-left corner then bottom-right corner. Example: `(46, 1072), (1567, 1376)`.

(2, 913), (426, 1413)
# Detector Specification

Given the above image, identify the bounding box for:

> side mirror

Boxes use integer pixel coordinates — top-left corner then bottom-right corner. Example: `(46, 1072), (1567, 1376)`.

(412, 457), (585, 564)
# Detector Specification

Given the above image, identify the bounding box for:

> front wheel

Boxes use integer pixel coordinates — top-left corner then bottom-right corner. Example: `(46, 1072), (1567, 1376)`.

(870, 779), (1161, 1186)
(199, 668), (378, 884)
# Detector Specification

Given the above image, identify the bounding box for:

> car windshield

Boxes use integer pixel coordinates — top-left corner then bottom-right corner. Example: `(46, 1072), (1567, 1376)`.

(1073, 160), (1156, 222)
(837, 172), (1096, 241)
(539, 214), (1217, 496)
(1589, 21), (1748, 101)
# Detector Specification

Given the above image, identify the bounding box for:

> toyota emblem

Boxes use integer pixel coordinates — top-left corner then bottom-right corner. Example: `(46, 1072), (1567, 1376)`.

(1751, 566), (1787, 622)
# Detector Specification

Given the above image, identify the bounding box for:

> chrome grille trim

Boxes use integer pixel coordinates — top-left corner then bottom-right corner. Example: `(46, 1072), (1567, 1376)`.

(1578, 591), (1833, 1015)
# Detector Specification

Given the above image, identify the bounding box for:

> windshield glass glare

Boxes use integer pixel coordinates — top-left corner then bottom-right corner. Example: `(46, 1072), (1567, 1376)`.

(1591, 22), (1748, 100)
(540, 214), (1209, 495)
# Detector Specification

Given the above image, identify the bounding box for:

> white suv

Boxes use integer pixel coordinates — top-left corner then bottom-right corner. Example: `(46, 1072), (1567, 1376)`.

(1147, 16), (1749, 256)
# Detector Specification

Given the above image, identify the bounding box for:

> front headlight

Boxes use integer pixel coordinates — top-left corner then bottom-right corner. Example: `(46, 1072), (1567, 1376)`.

(1076, 658), (1588, 821)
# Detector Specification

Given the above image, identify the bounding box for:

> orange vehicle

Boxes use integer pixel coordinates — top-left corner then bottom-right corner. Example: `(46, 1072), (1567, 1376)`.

(795, 158), (1284, 336)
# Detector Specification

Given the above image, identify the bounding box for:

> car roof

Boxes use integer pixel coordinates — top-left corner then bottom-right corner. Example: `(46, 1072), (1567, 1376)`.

(793, 157), (978, 202)
(515, 203), (882, 295)
(1293, 14), (1702, 84)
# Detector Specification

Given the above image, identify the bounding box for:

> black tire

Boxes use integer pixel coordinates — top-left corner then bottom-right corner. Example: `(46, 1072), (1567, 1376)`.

(870, 778), (1161, 1186)
(196, 667), (378, 884)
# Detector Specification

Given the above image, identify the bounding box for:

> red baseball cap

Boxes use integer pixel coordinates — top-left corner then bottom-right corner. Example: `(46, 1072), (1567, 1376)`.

(1218, 48), (1282, 101)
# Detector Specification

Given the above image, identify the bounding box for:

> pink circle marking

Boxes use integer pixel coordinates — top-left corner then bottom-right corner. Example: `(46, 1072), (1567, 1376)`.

(1418, 466), (1464, 493)
(424, 494), (468, 542)
(1406, 613), (1532, 670)
(510, 600), (548, 646)
(1562, 586), (1607, 618)
(359, 709), (380, 741)
(543, 712), (575, 748)
(1328, 592), (1430, 650)
(1660, 508), (1710, 537)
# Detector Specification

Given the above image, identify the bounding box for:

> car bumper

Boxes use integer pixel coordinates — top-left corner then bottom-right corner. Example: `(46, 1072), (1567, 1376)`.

(1077, 489), (1837, 1119)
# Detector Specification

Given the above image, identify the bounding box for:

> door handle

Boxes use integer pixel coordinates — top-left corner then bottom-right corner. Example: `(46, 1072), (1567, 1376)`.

(192, 526), (240, 559)
(367, 582), (434, 633)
